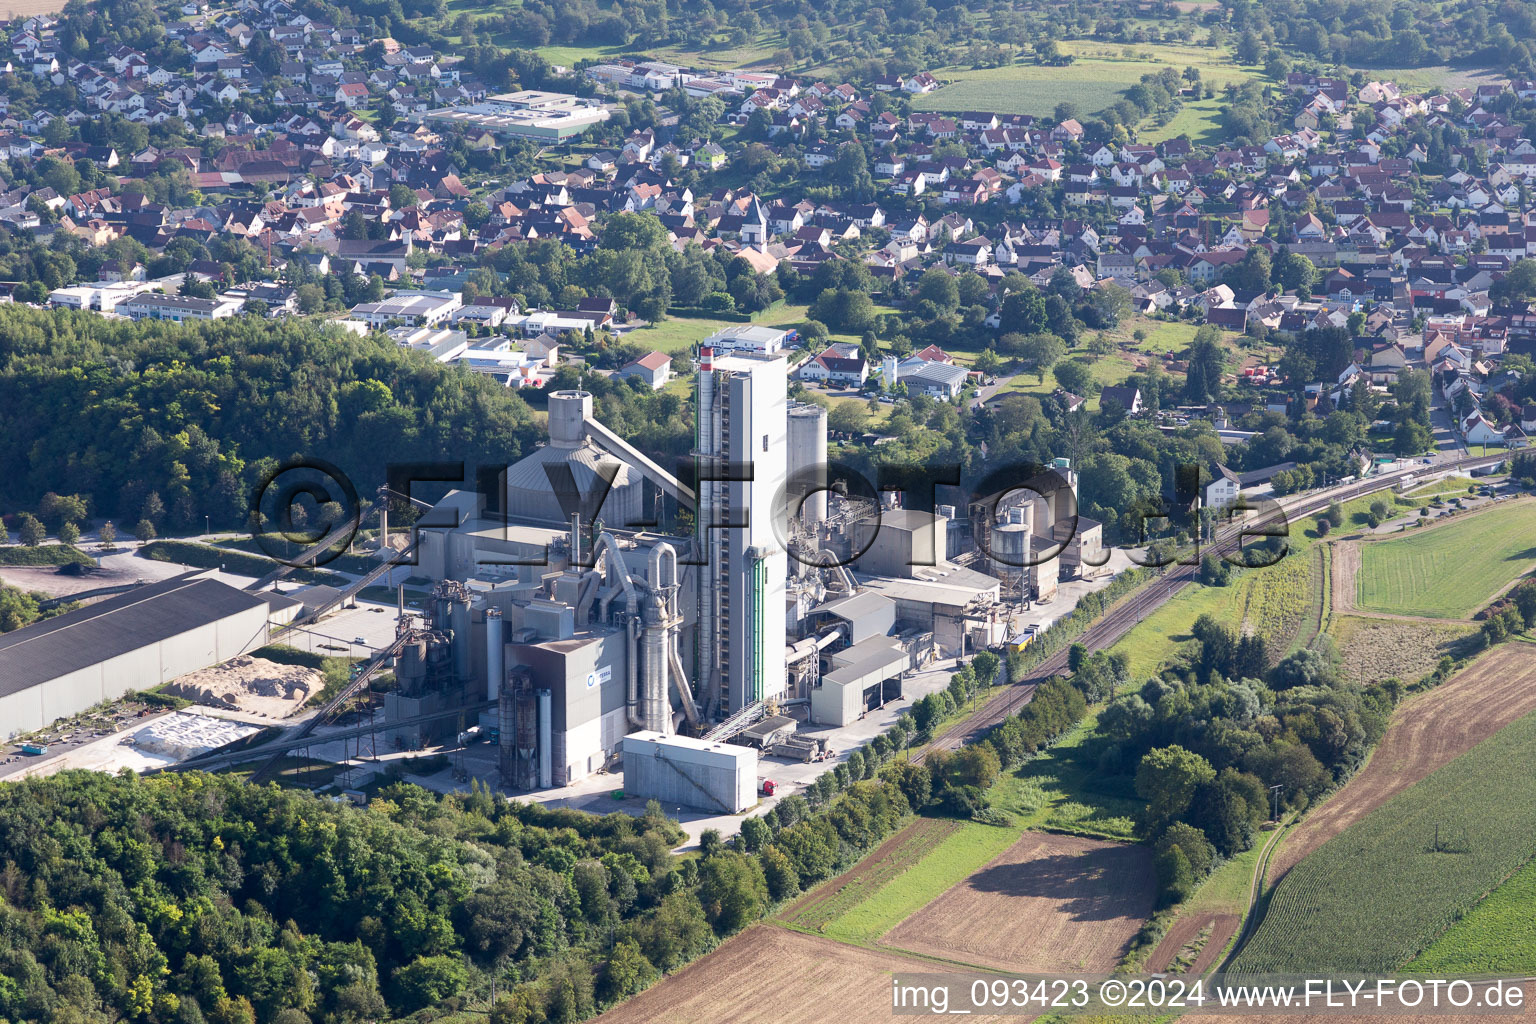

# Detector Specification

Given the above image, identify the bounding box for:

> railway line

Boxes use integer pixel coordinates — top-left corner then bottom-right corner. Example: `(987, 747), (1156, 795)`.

(918, 453), (1506, 760)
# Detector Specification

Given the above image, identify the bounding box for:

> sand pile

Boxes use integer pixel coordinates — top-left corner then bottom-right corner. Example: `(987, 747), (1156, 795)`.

(164, 656), (319, 718)
(133, 712), (261, 759)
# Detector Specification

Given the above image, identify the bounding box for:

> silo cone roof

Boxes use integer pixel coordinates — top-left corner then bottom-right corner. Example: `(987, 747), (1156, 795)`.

(504, 440), (637, 523)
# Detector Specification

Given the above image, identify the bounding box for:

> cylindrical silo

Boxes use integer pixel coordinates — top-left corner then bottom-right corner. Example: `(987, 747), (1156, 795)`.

(547, 390), (593, 448)
(787, 402), (829, 529)
(537, 688), (553, 789)
(485, 608), (504, 701)
(498, 686), (516, 783)
(992, 521), (1030, 574)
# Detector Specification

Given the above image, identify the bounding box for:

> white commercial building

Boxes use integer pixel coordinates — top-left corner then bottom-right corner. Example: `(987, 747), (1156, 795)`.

(119, 292), (241, 322)
(703, 324), (791, 354)
(350, 291), (463, 327)
(621, 730), (757, 813)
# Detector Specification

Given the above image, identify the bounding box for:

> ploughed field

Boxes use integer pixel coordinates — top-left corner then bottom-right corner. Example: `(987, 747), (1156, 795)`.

(880, 832), (1156, 973)
(593, 926), (1027, 1024)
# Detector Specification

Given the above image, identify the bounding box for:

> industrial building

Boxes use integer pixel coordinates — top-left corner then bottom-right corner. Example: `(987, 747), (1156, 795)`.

(421, 91), (612, 141)
(0, 573), (273, 740)
(382, 344), (1106, 810)
(620, 731), (757, 814)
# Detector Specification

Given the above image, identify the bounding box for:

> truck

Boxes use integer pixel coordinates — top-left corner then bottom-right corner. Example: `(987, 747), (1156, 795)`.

(760, 779), (777, 797)
(20, 743), (48, 756)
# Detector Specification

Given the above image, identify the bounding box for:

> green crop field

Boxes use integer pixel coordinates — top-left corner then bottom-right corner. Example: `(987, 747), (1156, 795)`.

(790, 819), (1022, 947)
(1405, 856), (1536, 976)
(1356, 499), (1536, 619)
(1231, 709), (1536, 974)
(913, 42), (1258, 117)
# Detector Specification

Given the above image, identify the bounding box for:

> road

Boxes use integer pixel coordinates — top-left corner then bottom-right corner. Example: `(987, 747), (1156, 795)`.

(970, 372), (1022, 409)
(916, 451), (1508, 761)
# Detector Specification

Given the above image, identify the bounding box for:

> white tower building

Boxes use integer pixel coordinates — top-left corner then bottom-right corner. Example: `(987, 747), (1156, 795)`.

(695, 346), (789, 715)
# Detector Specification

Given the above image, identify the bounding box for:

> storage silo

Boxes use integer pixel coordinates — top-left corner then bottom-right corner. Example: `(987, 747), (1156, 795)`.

(992, 517), (1031, 576)
(786, 402), (829, 529)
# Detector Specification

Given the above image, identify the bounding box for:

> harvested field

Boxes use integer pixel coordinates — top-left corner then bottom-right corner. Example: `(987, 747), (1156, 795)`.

(780, 816), (962, 933)
(594, 926), (1023, 1024)
(162, 655), (318, 718)
(1145, 912), (1239, 976)
(881, 832), (1155, 973)
(1330, 539), (1360, 613)
(1269, 644), (1536, 883)
(1331, 615), (1476, 686)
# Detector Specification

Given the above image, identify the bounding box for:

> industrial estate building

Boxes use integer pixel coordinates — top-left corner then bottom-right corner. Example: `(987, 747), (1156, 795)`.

(0, 574), (272, 739)
(421, 91), (612, 141)
(383, 327), (1101, 812)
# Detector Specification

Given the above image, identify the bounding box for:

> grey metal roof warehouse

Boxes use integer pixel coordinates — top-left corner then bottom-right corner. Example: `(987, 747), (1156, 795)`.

(0, 573), (270, 698)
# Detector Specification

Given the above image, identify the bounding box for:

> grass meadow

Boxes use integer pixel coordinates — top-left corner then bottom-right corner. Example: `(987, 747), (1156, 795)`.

(1356, 499), (1536, 619)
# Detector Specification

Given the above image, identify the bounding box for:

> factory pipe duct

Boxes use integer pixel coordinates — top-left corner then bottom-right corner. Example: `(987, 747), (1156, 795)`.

(593, 532), (638, 622)
(626, 615), (644, 728)
(649, 543), (700, 727)
(817, 548), (859, 593)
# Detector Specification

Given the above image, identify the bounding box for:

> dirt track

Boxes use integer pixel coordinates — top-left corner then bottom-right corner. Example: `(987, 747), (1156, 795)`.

(1146, 912), (1240, 976)
(594, 926), (1026, 1024)
(881, 832), (1155, 974)
(1269, 644), (1536, 883)
(1330, 539), (1360, 613)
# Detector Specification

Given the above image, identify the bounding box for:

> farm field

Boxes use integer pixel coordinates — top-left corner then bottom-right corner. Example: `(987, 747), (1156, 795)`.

(1329, 614), (1476, 686)
(779, 816), (962, 935)
(880, 832), (1156, 973)
(1234, 707), (1536, 974)
(914, 42), (1258, 118)
(1269, 642), (1536, 882)
(1354, 498), (1536, 619)
(0, 0), (66, 13)
(1234, 548), (1314, 652)
(1143, 839), (1267, 974)
(1187, 986), (1536, 1024)
(1405, 856), (1536, 976)
(593, 926), (1021, 1024)
(789, 818), (1023, 947)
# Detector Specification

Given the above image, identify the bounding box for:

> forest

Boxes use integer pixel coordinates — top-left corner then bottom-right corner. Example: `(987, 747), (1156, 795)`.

(0, 764), (917, 1024)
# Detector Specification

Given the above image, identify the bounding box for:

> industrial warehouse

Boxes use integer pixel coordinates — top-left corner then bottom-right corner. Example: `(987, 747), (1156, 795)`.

(0, 331), (1111, 819)
(0, 574), (275, 740)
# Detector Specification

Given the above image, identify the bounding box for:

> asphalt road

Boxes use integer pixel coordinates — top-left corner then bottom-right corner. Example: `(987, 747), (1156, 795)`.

(916, 451), (1509, 761)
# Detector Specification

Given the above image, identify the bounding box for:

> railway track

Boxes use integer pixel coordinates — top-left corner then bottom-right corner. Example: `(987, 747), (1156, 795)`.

(916, 454), (1505, 762)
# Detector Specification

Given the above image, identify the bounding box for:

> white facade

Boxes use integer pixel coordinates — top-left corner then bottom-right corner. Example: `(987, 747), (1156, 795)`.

(696, 350), (789, 714)
(621, 730), (757, 813)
